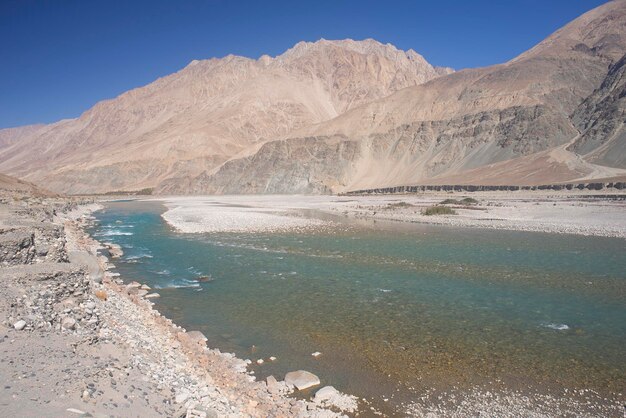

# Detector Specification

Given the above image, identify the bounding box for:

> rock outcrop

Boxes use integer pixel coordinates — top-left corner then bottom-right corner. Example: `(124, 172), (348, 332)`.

(569, 52), (626, 168)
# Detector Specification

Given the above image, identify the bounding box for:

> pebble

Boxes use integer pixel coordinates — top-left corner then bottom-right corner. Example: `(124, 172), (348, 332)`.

(175, 392), (189, 404)
(61, 317), (77, 330)
(13, 320), (27, 331)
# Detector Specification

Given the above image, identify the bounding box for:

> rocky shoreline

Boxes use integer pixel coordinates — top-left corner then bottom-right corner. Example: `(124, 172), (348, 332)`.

(0, 192), (357, 417)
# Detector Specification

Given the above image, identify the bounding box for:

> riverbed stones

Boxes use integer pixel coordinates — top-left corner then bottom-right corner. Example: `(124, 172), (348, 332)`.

(284, 370), (320, 390)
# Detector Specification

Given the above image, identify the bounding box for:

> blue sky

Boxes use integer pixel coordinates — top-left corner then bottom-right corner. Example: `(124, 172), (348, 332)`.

(0, 0), (608, 128)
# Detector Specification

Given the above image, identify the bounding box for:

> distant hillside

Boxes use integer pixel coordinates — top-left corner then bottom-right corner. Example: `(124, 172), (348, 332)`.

(0, 173), (55, 196)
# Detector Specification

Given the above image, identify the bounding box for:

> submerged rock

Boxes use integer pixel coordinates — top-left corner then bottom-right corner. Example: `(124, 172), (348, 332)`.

(313, 385), (358, 412)
(186, 330), (208, 347)
(284, 370), (320, 390)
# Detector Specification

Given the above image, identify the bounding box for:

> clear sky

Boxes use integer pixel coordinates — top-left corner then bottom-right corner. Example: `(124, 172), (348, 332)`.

(0, 0), (608, 129)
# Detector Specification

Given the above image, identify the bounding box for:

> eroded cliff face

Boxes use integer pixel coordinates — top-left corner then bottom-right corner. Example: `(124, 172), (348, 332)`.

(569, 53), (626, 168)
(178, 104), (580, 194)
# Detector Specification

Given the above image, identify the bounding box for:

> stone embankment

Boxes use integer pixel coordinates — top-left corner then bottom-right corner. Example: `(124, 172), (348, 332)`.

(0, 190), (357, 417)
(343, 181), (626, 195)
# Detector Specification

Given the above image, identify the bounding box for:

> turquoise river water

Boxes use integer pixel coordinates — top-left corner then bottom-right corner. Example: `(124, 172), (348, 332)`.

(89, 200), (625, 414)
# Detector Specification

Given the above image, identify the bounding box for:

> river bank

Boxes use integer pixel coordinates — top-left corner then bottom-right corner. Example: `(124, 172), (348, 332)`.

(2, 190), (624, 417)
(148, 194), (625, 417)
(0, 191), (356, 417)
(158, 191), (626, 239)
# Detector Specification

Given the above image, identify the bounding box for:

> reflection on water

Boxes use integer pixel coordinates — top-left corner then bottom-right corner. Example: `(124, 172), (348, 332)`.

(90, 200), (626, 412)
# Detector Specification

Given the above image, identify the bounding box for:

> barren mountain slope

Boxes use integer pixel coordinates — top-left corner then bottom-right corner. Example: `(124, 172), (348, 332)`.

(181, 0), (626, 194)
(568, 52), (626, 168)
(0, 173), (55, 196)
(0, 39), (449, 194)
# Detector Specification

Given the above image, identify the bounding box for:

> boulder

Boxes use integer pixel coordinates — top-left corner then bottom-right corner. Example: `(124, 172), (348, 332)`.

(284, 370), (320, 390)
(266, 375), (279, 394)
(314, 385), (340, 401)
(145, 293), (160, 299)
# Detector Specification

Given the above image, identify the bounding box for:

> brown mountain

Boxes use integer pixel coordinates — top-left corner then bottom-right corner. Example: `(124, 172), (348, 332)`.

(170, 0), (626, 194)
(0, 39), (450, 194)
(0, 173), (54, 196)
(2, 1), (626, 195)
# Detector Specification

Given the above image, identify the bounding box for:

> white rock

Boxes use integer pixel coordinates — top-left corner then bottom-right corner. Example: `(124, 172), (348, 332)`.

(314, 385), (340, 401)
(312, 351), (322, 358)
(269, 356), (277, 361)
(62, 317), (77, 330)
(284, 370), (320, 390)
(13, 320), (26, 331)
(175, 392), (189, 404)
(256, 359), (264, 365)
(145, 293), (161, 299)
(266, 375), (279, 394)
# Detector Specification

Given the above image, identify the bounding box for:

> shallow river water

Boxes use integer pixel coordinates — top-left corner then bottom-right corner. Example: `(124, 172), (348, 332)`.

(90, 200), (626, 414)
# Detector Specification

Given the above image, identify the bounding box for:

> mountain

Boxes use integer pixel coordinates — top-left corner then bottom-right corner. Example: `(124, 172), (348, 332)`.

(568, 52), (626, 168)
(0, 173), (54, 196)
(0, 39), (451, 194)
(175, 0), (626, 194)
(2, 2), (626, 195)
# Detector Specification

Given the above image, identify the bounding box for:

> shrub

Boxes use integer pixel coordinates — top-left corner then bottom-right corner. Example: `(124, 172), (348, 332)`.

(440, 197), (479, 205)
(386, 201), (413, 209)
(440, 198), (461, 205)
(422, 205), (456, 216)
(461, 197), (478, 204)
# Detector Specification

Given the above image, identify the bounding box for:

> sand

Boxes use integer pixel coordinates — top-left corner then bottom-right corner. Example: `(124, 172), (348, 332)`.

(161, 197), (326, 233)
(158, 191), (626, 238)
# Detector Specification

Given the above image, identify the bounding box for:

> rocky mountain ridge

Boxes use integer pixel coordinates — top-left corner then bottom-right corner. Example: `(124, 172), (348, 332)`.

(173, 0), (626, 194)
(0, 39), (449, 194)
(2, 1), (626, 194)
